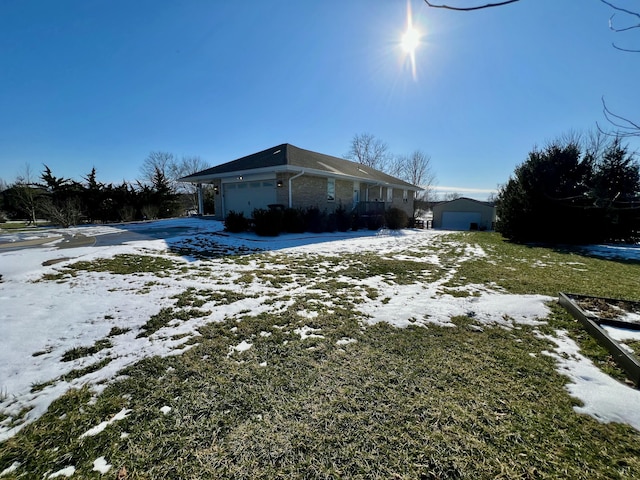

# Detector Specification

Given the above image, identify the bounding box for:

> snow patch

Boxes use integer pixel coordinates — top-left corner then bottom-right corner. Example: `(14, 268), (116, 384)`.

(92, 457), (111, 474)
(0, 462), (20, 477)
(294, 326), (324, 340)
(229, 340), (253, 355)
(48, 466), (76, 478)
(542, 330), (640, 431)
(79, 408), (131, 438)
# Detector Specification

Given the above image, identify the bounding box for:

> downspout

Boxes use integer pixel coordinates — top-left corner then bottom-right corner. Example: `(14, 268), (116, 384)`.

(288, 171), (305, 208)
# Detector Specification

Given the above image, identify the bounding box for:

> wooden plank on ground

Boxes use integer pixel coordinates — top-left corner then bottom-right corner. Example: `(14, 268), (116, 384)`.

(559, 292), (640, 388)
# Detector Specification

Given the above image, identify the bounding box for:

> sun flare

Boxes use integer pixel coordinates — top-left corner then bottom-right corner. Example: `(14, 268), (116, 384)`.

(401, 26), (420, 54)
(401, 1), (421, 80)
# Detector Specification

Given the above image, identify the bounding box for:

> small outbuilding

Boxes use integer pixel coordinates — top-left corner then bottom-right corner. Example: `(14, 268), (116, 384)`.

(432, 197), (496, 231)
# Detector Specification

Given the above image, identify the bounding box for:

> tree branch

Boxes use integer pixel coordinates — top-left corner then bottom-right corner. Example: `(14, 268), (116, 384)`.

(423, 0), (520, 11)
(608, 14), (640, 33)
(600, 0), (640, 51)
(599, 97), (640, 138)
(611, 42), (640, 53)
(600, 0), (640, 21)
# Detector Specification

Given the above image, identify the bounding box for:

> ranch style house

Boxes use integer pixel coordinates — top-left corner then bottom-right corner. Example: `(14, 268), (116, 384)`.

(179, 143), (422, 220)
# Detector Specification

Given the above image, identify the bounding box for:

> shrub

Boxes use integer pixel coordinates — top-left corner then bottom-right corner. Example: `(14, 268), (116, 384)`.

(385, 207), (409, 230)
(366, 214), (384, 230)
(283, 208), (306, 233)
(252, 208), (283, 236)
(326, 213), (337, 233)
(304, 207), (327, 233)
(334, 205), (351, 232)
(351, 212), (361, 231)
(224, 211), (249, 233)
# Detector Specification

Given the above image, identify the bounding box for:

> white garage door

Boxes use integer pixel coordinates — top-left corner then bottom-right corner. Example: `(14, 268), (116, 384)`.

(442, 211), (482, 231)
(224, 181), (276, 218)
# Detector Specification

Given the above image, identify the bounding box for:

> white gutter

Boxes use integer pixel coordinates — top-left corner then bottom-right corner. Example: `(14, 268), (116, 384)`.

(288, 170), (305, 208)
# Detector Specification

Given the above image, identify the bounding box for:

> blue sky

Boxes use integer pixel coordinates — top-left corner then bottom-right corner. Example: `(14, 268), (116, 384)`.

(1, 0), (639, 200)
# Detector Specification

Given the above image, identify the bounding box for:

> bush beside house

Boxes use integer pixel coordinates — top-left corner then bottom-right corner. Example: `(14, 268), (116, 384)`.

(225, 205), (411, 236)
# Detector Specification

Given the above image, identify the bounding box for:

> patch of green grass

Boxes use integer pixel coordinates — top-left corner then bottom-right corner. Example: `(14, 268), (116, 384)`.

(63, 358), (113, 382)
(440, 287), (476, 298)
(5, 310), (640, 479)
(447, 232), (640, 300)
(624, 340), (640, 354)
(38, 272), (67, 282)
(61, 339), (112, 362)
(29, 358), (114, 394)
(61, 254), (179, 276)
(339, 253), (434, 285)
(37, 254), (182, 283)
(30, 380), (55, 393)
(137, 307), (211, 338)
(173, 287), (251, 308)
(4, 232), (640, 478)
(137, 287), (252, 338)
(236, 272), (255, 285)
(108, 326), (130, 337)
(0, 222), (53, 230)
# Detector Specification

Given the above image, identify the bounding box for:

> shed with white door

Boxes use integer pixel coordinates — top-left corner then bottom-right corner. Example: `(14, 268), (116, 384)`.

(432, 197), (496, 231)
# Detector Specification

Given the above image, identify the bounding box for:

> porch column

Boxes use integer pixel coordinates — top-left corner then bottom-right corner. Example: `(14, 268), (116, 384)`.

(197, 183), (204, 215)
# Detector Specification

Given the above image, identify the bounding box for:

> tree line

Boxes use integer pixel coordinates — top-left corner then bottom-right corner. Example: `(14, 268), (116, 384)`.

(496, 133), (640, 244)
(0, 153), (214, 227)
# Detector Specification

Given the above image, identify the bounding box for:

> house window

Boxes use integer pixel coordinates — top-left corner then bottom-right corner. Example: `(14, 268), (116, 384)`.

(403, 189), (408, 203)
(327, 178), (335, 201)
(386, 187), (393, 203)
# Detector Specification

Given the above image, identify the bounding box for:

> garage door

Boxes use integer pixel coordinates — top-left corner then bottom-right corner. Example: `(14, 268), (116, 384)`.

(441, 211), (482, 231)
(224, 181), (276, 218)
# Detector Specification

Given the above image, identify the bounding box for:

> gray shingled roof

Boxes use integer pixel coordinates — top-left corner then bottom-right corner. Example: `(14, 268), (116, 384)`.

(179, 143), (420, 190)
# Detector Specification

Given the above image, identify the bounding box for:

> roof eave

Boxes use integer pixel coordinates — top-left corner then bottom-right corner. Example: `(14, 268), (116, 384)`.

(180, 166), (421, 191)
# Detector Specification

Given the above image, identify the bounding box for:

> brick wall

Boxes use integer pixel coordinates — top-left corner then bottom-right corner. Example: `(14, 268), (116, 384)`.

(288, 174), (353, 212)
(208, 172), (415, 219)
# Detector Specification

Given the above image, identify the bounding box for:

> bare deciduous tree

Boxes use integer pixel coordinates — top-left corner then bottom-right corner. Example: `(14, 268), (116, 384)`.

(345, 133), (391, 172)
(39, 197), (83, 228)
(406, 150), (436, 188)
(172, 155), (211, 211)
(13, 164), (41, 225)
(140, 151), (177, 188)
(172, 156), (209, 180)
(394, 150), (438, 201)
(444, 192), (463, 201)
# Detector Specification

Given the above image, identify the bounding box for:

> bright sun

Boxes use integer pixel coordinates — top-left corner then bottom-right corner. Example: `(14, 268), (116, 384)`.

(401, 26), (420, 54)
(401, 1), (421, 80)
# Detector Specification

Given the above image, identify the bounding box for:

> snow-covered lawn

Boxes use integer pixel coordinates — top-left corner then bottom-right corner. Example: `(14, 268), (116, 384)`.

(1, 217), (640, 446)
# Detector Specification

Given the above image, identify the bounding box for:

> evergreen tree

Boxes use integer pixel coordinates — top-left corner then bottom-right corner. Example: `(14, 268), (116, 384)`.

(497, 136), (640, 244)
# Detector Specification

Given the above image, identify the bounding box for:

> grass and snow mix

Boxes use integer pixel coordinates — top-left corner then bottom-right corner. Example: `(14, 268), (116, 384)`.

(1, 218), (639, 478)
